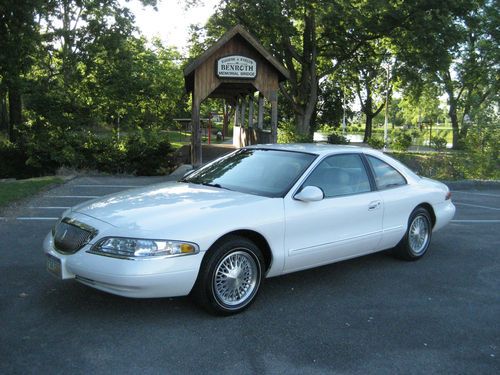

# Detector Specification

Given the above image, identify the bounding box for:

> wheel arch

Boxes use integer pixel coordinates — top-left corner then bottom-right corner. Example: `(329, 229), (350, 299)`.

(207, 230), (273, 273)
(415, 203), (436, 228)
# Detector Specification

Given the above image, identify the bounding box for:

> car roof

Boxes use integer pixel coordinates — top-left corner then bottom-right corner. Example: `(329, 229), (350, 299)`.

(244, 143), (420, 182)
(245, 143), (370, 156)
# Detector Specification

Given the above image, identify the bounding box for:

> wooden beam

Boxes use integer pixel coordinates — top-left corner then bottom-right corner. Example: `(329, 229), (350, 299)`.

(248, 94), (254, 128)
(257, 93), (264, 129)
(191, 97), (202, 167)
(241, 96), (247, 129)
(271, 90), (278, 143)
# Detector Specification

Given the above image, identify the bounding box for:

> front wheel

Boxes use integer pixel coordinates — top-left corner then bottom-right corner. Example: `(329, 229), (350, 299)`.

(192, 236), (264, 315)
(393, 207), (432, 261)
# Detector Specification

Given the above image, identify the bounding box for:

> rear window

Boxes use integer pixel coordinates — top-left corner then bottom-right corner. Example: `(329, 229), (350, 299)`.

(367, 155), (407, 190)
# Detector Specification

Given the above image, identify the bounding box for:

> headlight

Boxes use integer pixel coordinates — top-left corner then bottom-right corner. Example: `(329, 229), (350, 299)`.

(89, 237), (199, 259)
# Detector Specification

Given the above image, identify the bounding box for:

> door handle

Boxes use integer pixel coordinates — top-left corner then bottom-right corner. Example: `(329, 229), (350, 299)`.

(368, 201), (381, 210)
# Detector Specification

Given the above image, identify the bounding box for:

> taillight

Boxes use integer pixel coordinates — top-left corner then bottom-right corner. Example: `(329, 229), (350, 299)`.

(445, 191), (452, 200)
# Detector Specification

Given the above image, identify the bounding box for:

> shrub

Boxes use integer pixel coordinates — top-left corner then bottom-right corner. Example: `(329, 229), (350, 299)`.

(391, 132), (412, 151)
(326, 132), (350, 145)
(278, 121), (312, 143)
(0, 139), (32, 179)
(367, 137), (384, 149)
(431, 136), (447, 151)
(1, 121), (176, 178)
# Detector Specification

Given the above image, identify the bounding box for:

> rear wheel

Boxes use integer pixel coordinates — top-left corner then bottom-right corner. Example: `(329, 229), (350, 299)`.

(393, 207), (432, 261)
(193, 236), (264, 315)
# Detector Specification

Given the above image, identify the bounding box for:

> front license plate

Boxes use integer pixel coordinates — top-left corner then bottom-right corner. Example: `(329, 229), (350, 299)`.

(46, 254), (62, 279)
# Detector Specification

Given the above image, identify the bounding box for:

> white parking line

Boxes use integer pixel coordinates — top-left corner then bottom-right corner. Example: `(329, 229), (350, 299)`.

(72, 184), (142, 188)
(16, 217), (59, 221)
(454, 202), (500, 211)
(28, 206), (70, 210)
(451, 220), (500, 223)
(452, 191), (500, 198)
(45, 195), (100, 198)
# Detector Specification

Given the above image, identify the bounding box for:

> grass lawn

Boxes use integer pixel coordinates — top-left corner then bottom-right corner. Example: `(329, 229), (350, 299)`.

(0, 176), (64, 208)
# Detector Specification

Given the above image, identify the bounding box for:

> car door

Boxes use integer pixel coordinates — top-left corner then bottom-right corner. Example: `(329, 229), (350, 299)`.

(365, 154), (414, 250)
(283, 153), (383, 273)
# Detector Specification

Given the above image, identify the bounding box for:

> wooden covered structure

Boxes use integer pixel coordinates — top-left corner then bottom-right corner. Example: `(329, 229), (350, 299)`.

(184, 25), (289, 166)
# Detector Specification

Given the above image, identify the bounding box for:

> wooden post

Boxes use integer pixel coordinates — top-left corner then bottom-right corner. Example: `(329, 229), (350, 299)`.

(248, 94), (254, 128)
(191, 97), (202, 167)
(241, 96), (247, 128)
(233, 98), (240, 147)
(257, 93), (264, 129)
(270, 91), (278, 143)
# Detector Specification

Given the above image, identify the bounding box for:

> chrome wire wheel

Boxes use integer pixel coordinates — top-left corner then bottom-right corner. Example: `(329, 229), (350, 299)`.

(213, 250), (259, 307)
(408, 215), (430, 255)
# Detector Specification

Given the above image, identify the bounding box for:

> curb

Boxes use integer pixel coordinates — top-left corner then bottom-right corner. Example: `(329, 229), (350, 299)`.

(443, 180), (500, 190)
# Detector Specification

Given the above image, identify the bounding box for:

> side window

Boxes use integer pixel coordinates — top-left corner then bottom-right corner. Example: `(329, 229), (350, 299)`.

(303, 154), (371, 198)
(367, 155), (407, 190)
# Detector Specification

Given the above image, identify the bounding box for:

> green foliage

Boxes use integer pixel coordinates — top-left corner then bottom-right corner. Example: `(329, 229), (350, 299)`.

(278, 121), (312, 143)
(349, 125), (362, 133)
(398, 83), (443, 126)
(0, 176), (64, 207)
(326, 132), (350, 145)
(453, 122), (499, 179)
(431, 136), (448, 151)
(0, 122), (175, 178)
(367, 137), (384, 149)
(391, 131), (412, 151)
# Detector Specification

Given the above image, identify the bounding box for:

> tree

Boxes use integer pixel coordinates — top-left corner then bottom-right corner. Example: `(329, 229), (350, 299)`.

(391, 0), (496, 148)
(440, 0), (499, 147)
(0, 0), (43, 140)
(192, 0), (467, 137)
(398, 84), (442, 128)
(348, 42), (393, 142)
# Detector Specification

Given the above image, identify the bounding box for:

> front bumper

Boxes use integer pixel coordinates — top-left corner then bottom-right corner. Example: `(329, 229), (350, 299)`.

(43, 233), (204, 298)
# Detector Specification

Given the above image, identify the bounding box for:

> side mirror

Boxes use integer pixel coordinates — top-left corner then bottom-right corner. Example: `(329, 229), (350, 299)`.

(294, 185), (324, 202)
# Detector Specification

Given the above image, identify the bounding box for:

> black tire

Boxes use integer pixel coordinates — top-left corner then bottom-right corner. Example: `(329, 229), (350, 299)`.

(393, 207), (432, 261)
(192, 235), (264, 315)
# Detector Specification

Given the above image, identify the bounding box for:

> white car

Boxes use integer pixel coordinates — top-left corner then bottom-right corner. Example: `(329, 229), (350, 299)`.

(44, 144), (455, 315)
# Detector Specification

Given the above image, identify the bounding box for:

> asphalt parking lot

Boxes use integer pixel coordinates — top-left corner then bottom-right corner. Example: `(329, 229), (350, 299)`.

(0, 176), (499, 374)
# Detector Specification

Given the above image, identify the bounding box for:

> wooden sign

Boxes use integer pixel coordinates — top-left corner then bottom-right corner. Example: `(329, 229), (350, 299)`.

(216, 55), (257, 79)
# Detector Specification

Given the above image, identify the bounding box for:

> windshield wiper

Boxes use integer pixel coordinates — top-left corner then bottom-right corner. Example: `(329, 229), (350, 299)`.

(201, 182), (232, 191)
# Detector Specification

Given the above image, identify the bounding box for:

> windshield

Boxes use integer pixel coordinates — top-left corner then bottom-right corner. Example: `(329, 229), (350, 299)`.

(180, 149), (317, 197)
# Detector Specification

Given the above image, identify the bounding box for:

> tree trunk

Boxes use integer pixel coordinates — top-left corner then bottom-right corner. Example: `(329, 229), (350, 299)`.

(448, 102), (460, 149)
(8, 85), (22, 142)
(363, 93), (373, 142)
(442, 71), (461, 149)
(280, 5), (318, 137)
(295, 105), (315, 136)
(0, 92), (8, 132)
(364, 114), (373, 142)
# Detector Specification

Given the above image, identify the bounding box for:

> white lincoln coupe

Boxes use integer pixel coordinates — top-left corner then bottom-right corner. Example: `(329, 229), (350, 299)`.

(44, 144), (455, 314)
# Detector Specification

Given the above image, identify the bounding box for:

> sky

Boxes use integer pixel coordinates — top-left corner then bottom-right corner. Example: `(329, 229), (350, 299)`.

(124, 0), (219, 53)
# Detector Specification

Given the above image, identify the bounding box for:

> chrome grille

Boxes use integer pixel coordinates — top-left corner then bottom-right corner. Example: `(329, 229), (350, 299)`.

(53, 218), (97, 254)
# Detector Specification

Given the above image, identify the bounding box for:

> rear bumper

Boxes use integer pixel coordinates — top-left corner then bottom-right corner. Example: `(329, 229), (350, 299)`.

(433, 200), (456, 232)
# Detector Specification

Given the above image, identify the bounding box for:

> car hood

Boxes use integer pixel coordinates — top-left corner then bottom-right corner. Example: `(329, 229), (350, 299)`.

(72, 181), (268, 230)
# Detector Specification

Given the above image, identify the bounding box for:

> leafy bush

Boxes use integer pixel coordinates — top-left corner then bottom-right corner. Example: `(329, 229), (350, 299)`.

(0, 122), (175, 178)
(391, 131), (412, 151)
(278, 121), (312, 143)
(0, 139), (32, 179)
(367, 137), (384, 149)
(431, 136), (447, 151)
(326, 132), (350, 144)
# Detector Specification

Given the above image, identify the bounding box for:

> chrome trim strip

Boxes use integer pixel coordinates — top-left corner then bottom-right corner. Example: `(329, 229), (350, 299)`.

(289, 229), (382, 255)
